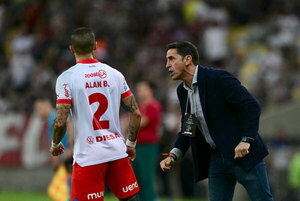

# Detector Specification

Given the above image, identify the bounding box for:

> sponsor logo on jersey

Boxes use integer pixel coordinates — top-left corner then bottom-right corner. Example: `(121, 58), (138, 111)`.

(86, 136), (95, 144)
(87, 191), (104, 200)
(122, 182), (138, 193)
(85, 70), (107, 79)
(85, 81), (109, 88)
(63, 84), (70, 98)
(123, 81), (128, 91)
(95, 133), (120, 142)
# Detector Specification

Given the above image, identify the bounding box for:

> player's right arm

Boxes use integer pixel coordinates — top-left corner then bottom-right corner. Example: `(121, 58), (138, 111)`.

(51, 71), (72, 156)
(121, 94), (141, 162)
(50, 103), (71, 156)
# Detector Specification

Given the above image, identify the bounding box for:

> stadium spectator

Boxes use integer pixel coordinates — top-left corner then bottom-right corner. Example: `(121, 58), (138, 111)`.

(160, 41), (274, 201)
(0, 0), (298, 114)
(34, 98), (73, 170)
(50, 27), (141, 201)
(132, 80), (162, 201)
(9, 25), (35, 90)
(34, 98), (73, 200)
(288, 151), (300, 200)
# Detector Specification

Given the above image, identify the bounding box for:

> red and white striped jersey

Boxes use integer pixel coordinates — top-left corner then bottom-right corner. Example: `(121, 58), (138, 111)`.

(56, 59), (132, 167)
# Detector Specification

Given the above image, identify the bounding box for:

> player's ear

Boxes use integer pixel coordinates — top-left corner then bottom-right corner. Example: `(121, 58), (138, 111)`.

(69, 45), (75, 54)
(93, 41), (97, 51)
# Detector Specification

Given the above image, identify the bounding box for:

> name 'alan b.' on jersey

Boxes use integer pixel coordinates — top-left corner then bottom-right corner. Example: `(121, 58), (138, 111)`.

(56, 59), (132, 167)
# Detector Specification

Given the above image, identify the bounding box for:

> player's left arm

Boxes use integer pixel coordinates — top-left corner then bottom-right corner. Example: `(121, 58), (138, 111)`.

(121, 94), (141, 162)
(121, 94), (141, 142)
(50, 103), (71, 156)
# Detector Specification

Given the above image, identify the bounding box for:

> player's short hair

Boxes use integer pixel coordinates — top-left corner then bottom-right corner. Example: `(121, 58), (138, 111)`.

(33, 95), (55, 108)
(71, 27), (95, 55)
(167, 41), (199, 65)
(138, 80), (157, 92)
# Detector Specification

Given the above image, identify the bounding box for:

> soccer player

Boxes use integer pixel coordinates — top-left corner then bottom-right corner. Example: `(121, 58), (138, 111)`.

(132, 80), (162, 201)
(35, 98), (73, 167)
(35, 98), (73, 199)
(50, 27), (141, 201)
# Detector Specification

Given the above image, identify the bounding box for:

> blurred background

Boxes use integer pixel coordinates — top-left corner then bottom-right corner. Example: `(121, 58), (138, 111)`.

(0, 0), (299, 201)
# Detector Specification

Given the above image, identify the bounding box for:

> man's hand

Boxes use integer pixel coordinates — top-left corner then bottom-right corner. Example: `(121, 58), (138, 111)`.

(234, 141), (250, 159)
(126, 146), (136, 162)
(160, 156), (175, 172)
(50, 142), (64, 156)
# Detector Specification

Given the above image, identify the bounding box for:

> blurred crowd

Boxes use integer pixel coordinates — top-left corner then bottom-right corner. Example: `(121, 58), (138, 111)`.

(0, 0), (299, 200)
(0, 0), (299, 113)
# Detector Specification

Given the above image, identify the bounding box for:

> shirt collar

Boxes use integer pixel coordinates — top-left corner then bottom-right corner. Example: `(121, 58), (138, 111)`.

(77, 59), (99, 64)
(183, 65), (198, 90)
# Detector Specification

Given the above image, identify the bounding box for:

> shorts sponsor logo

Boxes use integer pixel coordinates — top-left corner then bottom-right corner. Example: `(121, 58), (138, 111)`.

(85, 70), (107, 79)
(122, 182), (138, 193)
(95, 133), (120, 142)
(87, 191), (104, 200)
(86, 136), (95, 144)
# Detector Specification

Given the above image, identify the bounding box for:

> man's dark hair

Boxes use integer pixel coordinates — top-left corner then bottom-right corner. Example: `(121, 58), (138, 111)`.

(138, 80), (157, 92)
(71, 27), (95, 55)
(33, 95), (55, 108)
(167, 41), (199, 65)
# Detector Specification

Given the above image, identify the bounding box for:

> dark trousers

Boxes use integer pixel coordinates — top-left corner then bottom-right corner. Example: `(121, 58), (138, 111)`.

(208, 149), (274, 201)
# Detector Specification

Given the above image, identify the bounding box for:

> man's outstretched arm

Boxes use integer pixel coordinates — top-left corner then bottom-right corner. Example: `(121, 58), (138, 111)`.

(50, 103), (71, 156)
(121, 94), (141, 161)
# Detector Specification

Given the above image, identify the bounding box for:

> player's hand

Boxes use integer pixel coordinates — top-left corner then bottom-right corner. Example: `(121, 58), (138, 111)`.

(234, 141), (250, 159)
(160, 156), (175, 172)
(126, 146), (136, 162)
(50, 142), (64, 156)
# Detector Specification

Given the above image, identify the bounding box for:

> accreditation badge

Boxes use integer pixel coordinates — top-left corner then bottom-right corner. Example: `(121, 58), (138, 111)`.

(182, 113), (198, 137)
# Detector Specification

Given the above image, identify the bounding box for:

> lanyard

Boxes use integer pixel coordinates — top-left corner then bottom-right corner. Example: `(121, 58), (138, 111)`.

(185, 92), (190, 115)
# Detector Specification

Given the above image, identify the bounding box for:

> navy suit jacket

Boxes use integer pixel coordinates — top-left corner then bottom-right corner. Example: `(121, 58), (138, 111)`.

(174, 66), (269, 182)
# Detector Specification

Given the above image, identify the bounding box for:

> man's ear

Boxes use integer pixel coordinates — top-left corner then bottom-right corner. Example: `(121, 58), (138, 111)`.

(93, 41), (97, 51)
(69, 45), (75, 54)
(184, 55), (192, 65)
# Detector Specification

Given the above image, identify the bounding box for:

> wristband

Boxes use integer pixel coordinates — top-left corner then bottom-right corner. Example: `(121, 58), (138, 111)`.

(52, 141), (60, 148)
(241, 137), (254, 143)
(126, 139), (137, 148)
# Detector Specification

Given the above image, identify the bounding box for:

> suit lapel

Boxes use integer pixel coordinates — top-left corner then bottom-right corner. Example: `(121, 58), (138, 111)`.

(197, 66), (207, 118)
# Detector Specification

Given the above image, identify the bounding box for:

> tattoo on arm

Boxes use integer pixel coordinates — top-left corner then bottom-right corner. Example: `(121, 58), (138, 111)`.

(121, 95), (141, 142)
(121, 95), (139, 113)
(53, 104), (71, 144)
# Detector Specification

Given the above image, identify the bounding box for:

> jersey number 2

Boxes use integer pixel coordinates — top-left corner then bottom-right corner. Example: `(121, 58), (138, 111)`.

(88, 93), (109, 130)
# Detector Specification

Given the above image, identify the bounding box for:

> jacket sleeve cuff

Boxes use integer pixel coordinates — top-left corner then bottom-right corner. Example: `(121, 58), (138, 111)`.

(170, 148), (183, 160)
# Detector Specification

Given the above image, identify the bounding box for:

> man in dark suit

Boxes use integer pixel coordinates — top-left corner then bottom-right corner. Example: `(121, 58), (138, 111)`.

(160, 41), (273, 201)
